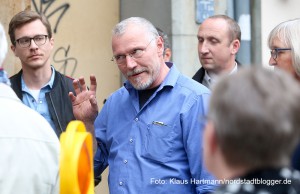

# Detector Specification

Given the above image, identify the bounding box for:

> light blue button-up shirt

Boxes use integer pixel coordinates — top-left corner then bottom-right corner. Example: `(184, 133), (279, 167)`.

(94, 64), (216, 194)
(21, 67), (56, 131)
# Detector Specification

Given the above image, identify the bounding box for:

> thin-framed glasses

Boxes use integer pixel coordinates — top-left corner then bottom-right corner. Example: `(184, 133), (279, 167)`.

(111, 38), (154, 65)
(270, 48), (291, 60)
(15, 35), (48, 48)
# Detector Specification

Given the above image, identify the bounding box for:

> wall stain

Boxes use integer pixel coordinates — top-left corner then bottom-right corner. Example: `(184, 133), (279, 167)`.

(32, 0), (77, 76)
(53, 45), (78, 76)
(32, 0), (70, 33)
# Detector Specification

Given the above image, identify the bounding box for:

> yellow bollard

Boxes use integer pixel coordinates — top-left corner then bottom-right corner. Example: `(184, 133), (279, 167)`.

(60, 121), (94, 194)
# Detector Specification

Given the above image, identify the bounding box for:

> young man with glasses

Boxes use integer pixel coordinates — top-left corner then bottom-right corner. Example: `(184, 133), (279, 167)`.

(69, 17), (216, 194)
(268, 18), (300, 171)
(9, 10), (76, 137)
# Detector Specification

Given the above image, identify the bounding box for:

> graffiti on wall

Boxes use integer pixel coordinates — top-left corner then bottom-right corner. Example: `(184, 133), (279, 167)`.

(53, 45), (77, 76)
(32, 0), (70, 33)
(32, 0), (78, 76)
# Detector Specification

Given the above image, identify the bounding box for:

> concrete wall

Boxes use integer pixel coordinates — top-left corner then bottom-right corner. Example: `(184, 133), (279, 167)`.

(172, 0), (200, 77)
(261, 0), (300, 67)
(121, 0), (172, 34)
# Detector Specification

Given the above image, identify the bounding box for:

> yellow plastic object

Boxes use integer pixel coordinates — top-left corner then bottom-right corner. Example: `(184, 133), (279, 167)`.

(60, 121), (94, 194)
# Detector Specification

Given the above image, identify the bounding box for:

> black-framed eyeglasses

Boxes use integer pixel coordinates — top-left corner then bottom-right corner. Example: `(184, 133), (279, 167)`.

(111, 38), (154, 65)
(15, 35), (48, 48)
(270, 48), (291, 60)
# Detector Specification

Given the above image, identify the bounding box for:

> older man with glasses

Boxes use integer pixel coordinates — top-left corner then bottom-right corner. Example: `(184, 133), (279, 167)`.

(9, 10), (76, 137)
(69, 17), (216, 194)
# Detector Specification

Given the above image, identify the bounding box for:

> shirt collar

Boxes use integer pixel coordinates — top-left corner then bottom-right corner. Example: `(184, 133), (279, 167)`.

(21, 66), (55, 90)
(204, 62), (238, 86)
(230, 62), (238, 74)
(48, 66), (55, 88)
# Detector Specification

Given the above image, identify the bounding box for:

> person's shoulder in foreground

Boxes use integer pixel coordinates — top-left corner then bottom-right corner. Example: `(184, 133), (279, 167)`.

(0, 20), (59, 194)
(0, 83), (60, 194)
(204, 66), (300, 194)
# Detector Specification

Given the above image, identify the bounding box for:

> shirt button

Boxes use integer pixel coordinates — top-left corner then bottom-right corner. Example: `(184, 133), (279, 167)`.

(135, 118), (138, 121)
(119, 181), (123, 186)
(129, 139), (133, 143)
(124, 160), (128, 164)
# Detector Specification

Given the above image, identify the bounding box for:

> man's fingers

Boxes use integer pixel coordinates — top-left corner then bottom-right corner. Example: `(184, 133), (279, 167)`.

(72, 79), (81, 95)
(73, 75), (95, 94)
(89, 75), (97, 92)
(79, 77), (87, 92)
(68, 92), (76, 103)
(90, 95), (99, 112)
(89, 95), (97, 106)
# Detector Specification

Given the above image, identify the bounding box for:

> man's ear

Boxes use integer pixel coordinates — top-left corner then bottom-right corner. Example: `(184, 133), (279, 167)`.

(156, 36), (164, 56)
(231, 39), (240, 55)
(49, 37), (54, 49)
(11, 44), (18, 57)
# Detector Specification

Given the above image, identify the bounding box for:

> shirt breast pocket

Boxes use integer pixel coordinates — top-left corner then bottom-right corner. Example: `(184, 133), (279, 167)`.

(141, 122), (175, 163)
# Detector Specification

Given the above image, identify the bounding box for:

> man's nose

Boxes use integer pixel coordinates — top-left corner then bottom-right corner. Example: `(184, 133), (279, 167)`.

(29, 39), (39, 49)
(125, 55), (138, 69)
(199, 42), (209, 54)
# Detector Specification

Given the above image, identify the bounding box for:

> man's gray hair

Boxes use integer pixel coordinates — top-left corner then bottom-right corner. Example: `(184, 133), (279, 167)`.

(0, 23), (8, 67)
(112, 17), (159, 40)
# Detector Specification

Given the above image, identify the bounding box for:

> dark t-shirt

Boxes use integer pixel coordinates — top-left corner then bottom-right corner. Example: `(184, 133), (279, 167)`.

(138, 86), (160, 109)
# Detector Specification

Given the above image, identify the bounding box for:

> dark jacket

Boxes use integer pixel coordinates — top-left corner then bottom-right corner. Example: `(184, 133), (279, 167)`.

(192, 60), (241, 84)
(192, 67), (206, 84)
(10, 69), (76, 137)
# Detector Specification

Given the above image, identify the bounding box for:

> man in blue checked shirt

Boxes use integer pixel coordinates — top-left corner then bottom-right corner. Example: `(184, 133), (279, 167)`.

(69, 17), (216, 194)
